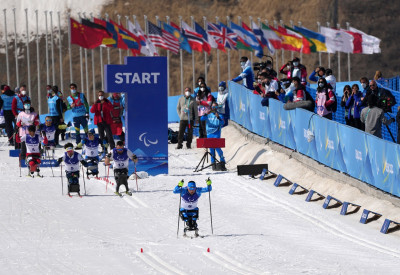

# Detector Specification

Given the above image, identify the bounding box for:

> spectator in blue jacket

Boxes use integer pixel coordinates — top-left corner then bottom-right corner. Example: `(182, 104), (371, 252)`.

(309, 66), (326, 83)
(345, 84), (364, 130)
(0, 85), (16, 145)
(200, 102), (226, 171)
(231, 56), (254, 90)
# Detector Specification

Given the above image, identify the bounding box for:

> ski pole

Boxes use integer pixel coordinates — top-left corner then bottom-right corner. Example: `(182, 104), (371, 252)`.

(81, 164), (87, 196)
(61, 164), (64, 196)
(106, 164), (110, 192)
(49, 158), (54, 177)
(207, 177), (214, 235)
(177, 179), (183, 238)
(134, 162), (138, 192)
(19, 154), (21, 177)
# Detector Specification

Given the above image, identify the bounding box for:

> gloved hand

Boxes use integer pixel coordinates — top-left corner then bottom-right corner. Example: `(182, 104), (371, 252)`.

(178, 179), (184, 187)
(81, 160), (88, 167)
(206, 177), (212, 186)
(57, 157), (63, 166)
(85, 113), (90, 121)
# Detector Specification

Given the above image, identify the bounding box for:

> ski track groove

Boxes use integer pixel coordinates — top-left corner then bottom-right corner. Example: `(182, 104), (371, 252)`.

(228, 175), (400, 259)
(214, 250), (265, 274)
(147, 252), (186, 275)
(202, 252), (252, 275)
(136, 252), (175, 275)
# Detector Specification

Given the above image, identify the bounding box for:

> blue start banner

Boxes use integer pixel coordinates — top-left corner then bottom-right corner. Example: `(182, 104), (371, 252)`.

(227, 81), (400, 198)
(105, 56), (168, 176)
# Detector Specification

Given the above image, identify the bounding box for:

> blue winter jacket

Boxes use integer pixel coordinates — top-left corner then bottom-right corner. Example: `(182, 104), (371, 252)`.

(173, 185), (212, 195)
(309, 71), (324, 83)
(201, 112), (224, 136)
(232, 60), (254, 90)
(345, 92), (364, 119)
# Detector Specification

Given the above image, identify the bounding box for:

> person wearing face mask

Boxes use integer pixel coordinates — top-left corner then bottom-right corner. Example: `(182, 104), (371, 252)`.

(315, 78), (336, 120)
(325, 69), (336, 93)
(16, 99), (39, 161)
(279, 61), (293, 78)
(231, 56), (254, 90)
(45, 85), (52, 98)
(0, 85), (17, 145)
(196, 84), (213, 138)
(176, 87), (199, 149)
(12, 85), (31, 118)
(264, 60), (277, 78)
(280, 58), (308, 86)
(108, 92), (126, 143)
(359, 77), (371, 106)
(193, 76), (210, 98)
(91, 90), (115, 151)
(309, 66), (326, 83)
(200, 102), (226, 171)
(47, 85), (66, 147)
(216, 81), (229, 127)
(67, 83), (90, 149)
(283, 77), (314, 112)
(254, 73), (278, 107)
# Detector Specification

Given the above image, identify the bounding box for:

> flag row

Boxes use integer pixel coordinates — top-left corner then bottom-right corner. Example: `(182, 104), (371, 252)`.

(70, 16), (381, 56)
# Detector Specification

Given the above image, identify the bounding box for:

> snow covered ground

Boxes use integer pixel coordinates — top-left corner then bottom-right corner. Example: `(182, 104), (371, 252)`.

(1, 123), (400, 274)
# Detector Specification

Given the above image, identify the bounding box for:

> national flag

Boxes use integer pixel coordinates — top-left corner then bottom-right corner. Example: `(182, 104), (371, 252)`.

(127, 20), (158, 56)
(270, 25), (303, 52)
(206, 22), (227, 51)
(293, 25), (327, 52)
(181, 20), (204, 53)
(349, 26), (381, 54)
(320, 26), (354, 53)
(81, 18), (114, 46)
(284, 25), (314, 54)
(229, 23), (252, 52)
(251, 21), (268, 47)
(163, 22), (192, 53)
(218, 23), (237, 50)
(109, 20), (140, 54)
(147, 21), (179, 54)
(241, 22), (264, 58)
(194, 21), (214, 54)
(106, 20), (128, 49)
(342, 29), (362, 53)
(261, 23), (282, 53)
(70, 18), (104, 49)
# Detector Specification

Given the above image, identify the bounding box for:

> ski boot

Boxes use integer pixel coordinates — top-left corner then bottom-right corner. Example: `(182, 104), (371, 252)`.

(114, 191), (123, 197)
(125, 190), (132, 196)
(36, 168), (43, 178)
(27, 171), (35, 178)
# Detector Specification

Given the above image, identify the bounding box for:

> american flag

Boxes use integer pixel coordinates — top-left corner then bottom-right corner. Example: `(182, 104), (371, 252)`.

(207, 22), (236, 50)
(147, 21), (179, 54)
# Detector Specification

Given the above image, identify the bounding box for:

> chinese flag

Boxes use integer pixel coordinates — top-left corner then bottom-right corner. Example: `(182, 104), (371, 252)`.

(70, 18), (104, 49)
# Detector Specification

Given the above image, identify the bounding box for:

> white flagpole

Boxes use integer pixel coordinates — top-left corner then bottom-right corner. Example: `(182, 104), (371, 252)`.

(237, 16), (242, 60)
(117, 14), (122, 64)
(317, 21), (321, 65)
(161, 15), (170, 96)
(226, 16), (231, 81)
(105, 13), (110, 64)
(25, 9), (31, 95)
(297, 21), (302, 62)
(99, 13), (104, 90)
(191, 16), (195, 90)
(179, 15), (184, 94)
(216, 16), (220, 84)
(337, 23), (341, 82)
(346, 21), (351, 81)
(78, 12), (84, 91)
(90, 13), (96, 103)
(82, 12), (89, 96)
(279, 20), (285, 67)
(45, 11), (50, 85)
(3, 9), (10, 85)
(58, 11), (63, 92)
(35, 10), (41, 114)
(50, 11), (55, 85)
(272, 20), (279, 73)
(203, 16), (208, 84)
(125, 16), (130, 57)
(326, 22), (331, 68)
(13, 8), (19, 86)
(290, 20), (294, 60)
(68, 13), (73, 83)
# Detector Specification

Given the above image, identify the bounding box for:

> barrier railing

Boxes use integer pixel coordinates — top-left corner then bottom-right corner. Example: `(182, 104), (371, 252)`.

(228, 81), (400, 198)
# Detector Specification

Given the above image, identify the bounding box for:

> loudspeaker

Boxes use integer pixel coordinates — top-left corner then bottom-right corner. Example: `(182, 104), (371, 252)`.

(237, 164), (268, 176)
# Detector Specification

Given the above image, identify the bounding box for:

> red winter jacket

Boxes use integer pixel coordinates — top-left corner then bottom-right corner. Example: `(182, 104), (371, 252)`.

(90, 99), (113, 125)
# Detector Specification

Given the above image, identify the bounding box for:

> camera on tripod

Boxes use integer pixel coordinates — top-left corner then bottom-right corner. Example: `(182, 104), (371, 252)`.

(253, 55), (274, 71)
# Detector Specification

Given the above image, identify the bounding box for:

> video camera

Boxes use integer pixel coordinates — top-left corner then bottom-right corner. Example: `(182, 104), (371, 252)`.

(253, 55), (273, 71)
(379, 96), (396, 113)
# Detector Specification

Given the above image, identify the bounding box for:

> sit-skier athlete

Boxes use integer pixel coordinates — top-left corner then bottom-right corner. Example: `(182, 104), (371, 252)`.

(173, 178), (212, 237)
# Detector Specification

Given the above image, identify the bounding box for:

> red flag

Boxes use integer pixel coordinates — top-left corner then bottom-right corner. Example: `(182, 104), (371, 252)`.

(70, 18), (103, 49)
(345, 30), (363, 53)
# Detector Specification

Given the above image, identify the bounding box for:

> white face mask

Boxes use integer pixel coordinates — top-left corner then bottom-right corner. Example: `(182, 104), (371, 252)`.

(185, 91), (191, 97)
(71, 89), (76, 94)
(293, 62), (299, 67)
(198, 81), (202, 86)
(200, 87), (205, 92)
(318, 83), (324, 88)
(24, 104), (30, 109)
(361, 83), (367, 89)
(218, 87), (225, 92)
(99, 96), (104, 100)
(21, 90), (26, 96)
(286, 65), (291, 70)
(267, 66), (272, 70)
(240, 62), (246, 67)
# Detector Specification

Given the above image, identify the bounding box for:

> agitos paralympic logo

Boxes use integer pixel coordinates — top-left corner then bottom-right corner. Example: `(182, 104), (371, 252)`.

(139, 132), (159, 147)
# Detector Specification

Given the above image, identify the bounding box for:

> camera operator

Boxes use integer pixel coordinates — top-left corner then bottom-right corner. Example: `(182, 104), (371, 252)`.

(253, 60), (277, 78)
(363, 80), (396, 113)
